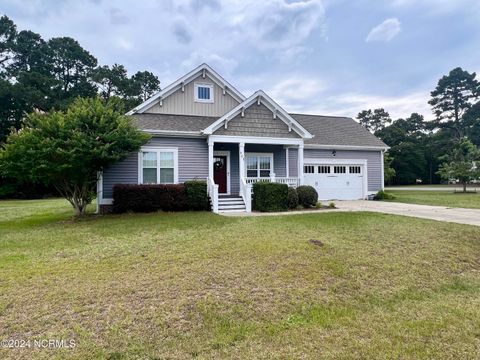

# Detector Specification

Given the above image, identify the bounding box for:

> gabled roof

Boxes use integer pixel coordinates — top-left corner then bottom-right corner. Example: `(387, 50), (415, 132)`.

(202, 90), (313, 139)
(129, 112), (388, 149)
(126, 63), (246, 115)
(291, 113), (388, 149)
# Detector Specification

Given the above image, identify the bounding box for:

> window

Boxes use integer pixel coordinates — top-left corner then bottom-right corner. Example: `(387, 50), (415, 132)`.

(334, 166), (346, 174)
(139, 148), (177, 184)
(349, 166), (361, 174)
(194, 83), (214, 103)
(304, 165), (315, 174)
(246, 154), (273, 178)
(318, 166), (331, 174)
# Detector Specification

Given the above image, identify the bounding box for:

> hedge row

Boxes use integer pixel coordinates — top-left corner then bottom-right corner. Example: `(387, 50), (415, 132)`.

(112, 180), (209, 213)
(252, 183), (319, 212)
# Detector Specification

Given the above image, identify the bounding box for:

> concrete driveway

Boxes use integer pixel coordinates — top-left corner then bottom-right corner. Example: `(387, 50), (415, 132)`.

(335, 200), (480, 227)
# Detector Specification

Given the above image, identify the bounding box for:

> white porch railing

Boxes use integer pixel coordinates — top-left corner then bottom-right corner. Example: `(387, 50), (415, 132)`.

(245, 176), (300, 188)
(207, 177), (219, 213)
(240, 178), (252, 212)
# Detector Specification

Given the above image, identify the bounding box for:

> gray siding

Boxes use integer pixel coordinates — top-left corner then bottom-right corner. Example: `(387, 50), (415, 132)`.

(303, 149), (383, 192)
(213, 103), (301, 138)
(213, 143), (287, 195)
(245, 144), (287, 177)
(145, 75), (239, 117)
(102, 136), (208, 198)
(288, 148), (298, 177)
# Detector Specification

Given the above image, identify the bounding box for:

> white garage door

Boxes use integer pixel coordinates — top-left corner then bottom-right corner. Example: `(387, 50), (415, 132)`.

(303, 164), (365, 200)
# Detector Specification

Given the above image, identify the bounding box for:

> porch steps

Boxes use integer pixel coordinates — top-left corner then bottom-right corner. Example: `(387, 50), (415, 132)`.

(218, 196), (246, 213)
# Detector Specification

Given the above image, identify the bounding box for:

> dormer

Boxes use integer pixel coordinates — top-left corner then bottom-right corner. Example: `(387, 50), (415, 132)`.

(127, 64), (245, 117)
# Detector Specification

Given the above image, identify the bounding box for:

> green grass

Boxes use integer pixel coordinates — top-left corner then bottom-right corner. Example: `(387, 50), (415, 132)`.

(0, 199), (479, 359)
(385, 190), (480, 209)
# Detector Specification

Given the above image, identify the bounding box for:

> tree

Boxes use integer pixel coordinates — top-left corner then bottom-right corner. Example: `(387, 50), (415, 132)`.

(0, 98), (150, 215)
(429, 67), (480, 138)
(437, 139), (480, 192)
(92, 64), (129, 100)
(0, 15), (17, 73)
(47, 37), (98, 108)
(130, 70), (160, 103)
(383, 152), (396, 185)
(356, 108), (392, 133)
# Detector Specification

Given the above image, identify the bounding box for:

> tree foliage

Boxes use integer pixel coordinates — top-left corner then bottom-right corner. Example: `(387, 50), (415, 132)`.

(429, 67), (480, 138)
(0, 15), (160, 144)
(0, 98), (150, 215)
(356, 108), (392, 133)
(437, 139), (480, 192)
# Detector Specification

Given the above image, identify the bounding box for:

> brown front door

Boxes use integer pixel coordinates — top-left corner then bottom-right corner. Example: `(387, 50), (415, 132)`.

(213, 156), (227, 193)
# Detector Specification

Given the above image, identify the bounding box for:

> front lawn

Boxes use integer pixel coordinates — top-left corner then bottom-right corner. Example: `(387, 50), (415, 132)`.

(385, 190), (480, 209)
(0, 199), (479, 359)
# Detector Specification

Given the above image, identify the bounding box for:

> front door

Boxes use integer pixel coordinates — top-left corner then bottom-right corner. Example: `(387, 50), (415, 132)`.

(213, 156), (227, 193)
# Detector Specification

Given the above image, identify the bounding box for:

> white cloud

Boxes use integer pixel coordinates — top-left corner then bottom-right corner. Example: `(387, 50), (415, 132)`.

(366, 18), (401, 43)
(304, 91), (432, 120)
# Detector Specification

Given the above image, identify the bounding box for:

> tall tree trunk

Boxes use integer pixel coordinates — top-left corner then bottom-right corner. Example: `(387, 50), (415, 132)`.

(463, 181), (467, 193)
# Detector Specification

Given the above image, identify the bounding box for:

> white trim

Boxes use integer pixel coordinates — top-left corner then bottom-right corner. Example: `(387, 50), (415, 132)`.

(194, 82), (214, 103)
(304, 144), (389, 151)
(303, 158), (368, 199)
(96, 171), (103, 214)
(285, 147), (289, 178)
(208, 135), (303, 146)
(381, 150), (385, 190)
(298, 144), (304, 185)
(202, 90), (313, 139)
(213, 150), (231, 195)
(245, 152), (274, 178)
(126, 63), (245, 115)
(138, 146), (179, 184)
(141, 129), (205, 137)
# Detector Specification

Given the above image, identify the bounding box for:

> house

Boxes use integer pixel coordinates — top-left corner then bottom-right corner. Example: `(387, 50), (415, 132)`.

(97, 64), (388, 213)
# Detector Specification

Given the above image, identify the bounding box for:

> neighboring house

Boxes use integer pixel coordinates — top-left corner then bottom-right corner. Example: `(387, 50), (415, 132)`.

(97, 64), (388, 213)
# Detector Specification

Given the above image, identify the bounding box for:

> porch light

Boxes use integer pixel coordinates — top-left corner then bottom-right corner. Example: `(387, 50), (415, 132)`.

(332, 150), (336, 157)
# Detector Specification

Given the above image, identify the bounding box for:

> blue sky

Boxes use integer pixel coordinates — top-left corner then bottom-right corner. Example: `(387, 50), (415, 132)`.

(3, 0), (480, 119)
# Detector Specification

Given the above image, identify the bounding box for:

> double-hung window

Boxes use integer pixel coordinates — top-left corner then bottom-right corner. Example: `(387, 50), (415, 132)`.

(246, 154), (273, 178)
(139, 148), (178, 184)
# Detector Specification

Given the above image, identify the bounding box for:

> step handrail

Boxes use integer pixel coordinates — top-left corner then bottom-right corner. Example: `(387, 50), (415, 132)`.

(207, 177), (219, 213)
(240, 177), (252, 212)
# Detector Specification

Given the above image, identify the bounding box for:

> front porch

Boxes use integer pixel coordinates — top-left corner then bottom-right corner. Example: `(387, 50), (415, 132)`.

(206, 136), (304, 213)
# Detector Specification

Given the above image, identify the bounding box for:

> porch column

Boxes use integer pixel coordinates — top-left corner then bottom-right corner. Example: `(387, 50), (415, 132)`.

(208, 141), (214, 180)
(239, 142), (245, 179)
(298, 144), (304, 185)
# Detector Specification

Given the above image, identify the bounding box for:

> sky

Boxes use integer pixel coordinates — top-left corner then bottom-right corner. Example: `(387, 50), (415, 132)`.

(3, 0), (480, 120)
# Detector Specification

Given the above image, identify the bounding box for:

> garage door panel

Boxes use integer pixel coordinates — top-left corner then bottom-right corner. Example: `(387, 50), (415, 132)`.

(304, 163), (364, 200)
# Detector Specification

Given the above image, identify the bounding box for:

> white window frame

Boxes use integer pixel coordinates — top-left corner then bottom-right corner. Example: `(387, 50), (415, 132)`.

(138, 147), (179, 184)
(245, 152), (274, 178)
(194, 83), (214, 103)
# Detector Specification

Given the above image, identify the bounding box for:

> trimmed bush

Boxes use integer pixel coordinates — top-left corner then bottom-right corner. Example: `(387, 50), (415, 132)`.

(297, 185), (318, 207)
(253, 182), (288, 212)
(374, 190), (396, 200)
(184, 180), (209, 210)
(113, 184), (187, 213)
(287, 187), (299, 209)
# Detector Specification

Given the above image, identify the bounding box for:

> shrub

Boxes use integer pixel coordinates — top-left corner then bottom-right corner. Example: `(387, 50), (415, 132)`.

(253, 182), (288, 212)
(328, 202), (336, 208)
(113, 184), (187, 213)
(296, 185), (318, 207)
(374, 190), (396, 200)
(287, 187), (299, 209)
(184, 180), (209, 211)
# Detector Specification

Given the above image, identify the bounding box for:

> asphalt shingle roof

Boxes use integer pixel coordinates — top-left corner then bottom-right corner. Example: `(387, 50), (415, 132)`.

(290, 113), (387, 148)
(131, 112), (387, 148)
(132, 113), (217, 133)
